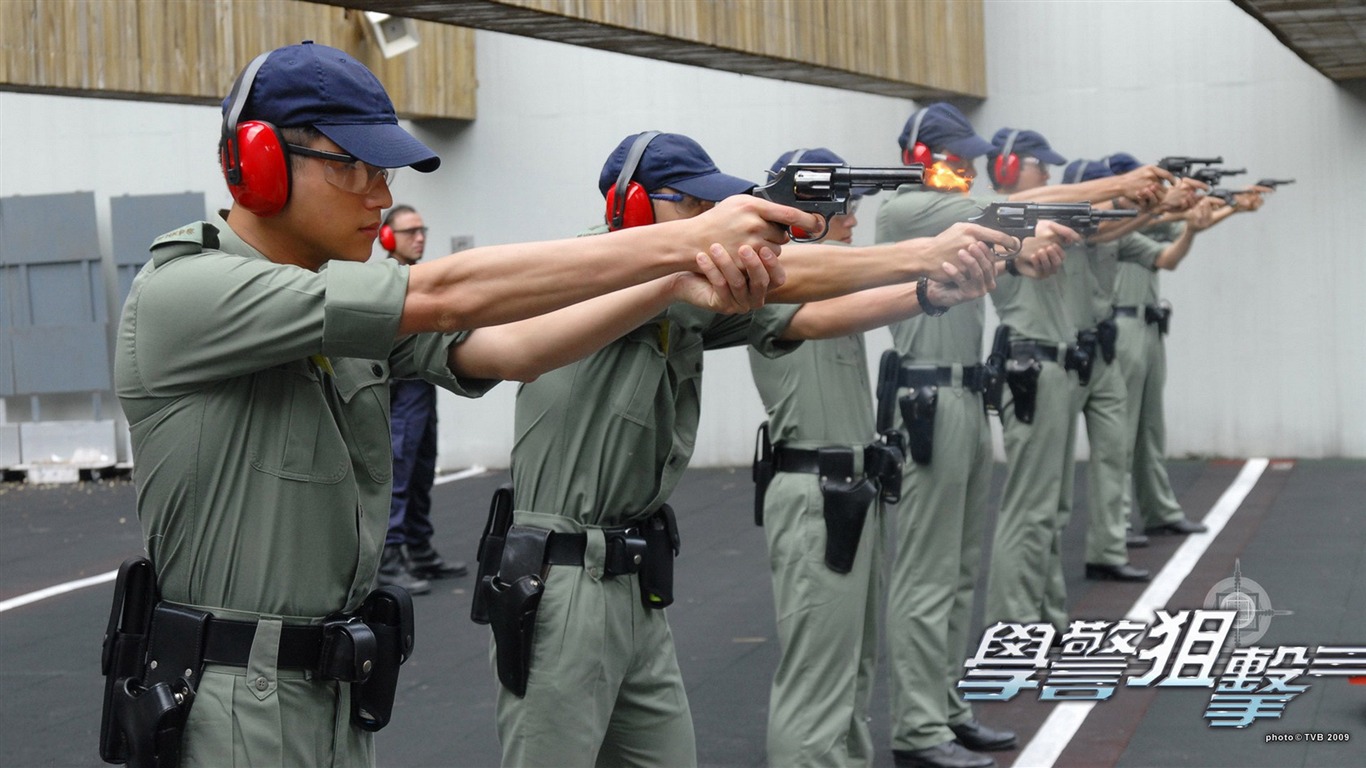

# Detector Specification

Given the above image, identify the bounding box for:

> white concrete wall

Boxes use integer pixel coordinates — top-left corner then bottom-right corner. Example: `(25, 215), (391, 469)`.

(3, 0), (1362, 470)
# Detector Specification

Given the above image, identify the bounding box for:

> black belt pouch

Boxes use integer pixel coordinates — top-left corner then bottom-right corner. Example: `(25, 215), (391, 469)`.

(639, 505), (681, 610)
(471, 485), (515, 625)
(351, 586), (414, 732)
(897, 383), (938, 466)
(1067, 341), (1094, 386)
(864, 440), (905, 504)
(1097, 319), (1118, 364)
(1005, 358), (1043, 425)
(818, 448), (879, 574)
(488, 525), (550, 698)
(752, 422), (775, 527)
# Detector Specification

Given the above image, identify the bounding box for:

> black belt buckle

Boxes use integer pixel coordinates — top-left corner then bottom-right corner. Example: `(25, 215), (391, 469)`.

(604, 528), (648, 577)
(319, 616), (377, 684)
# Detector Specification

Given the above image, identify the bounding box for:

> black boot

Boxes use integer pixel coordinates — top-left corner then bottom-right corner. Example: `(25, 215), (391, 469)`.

(894, 741), (995, 768)
(377, 544), (431, 595)
(406, 542), (468, 579)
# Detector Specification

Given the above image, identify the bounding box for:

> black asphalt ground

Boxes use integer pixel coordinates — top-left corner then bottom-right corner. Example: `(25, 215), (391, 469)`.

(2, 459), (1362, 767)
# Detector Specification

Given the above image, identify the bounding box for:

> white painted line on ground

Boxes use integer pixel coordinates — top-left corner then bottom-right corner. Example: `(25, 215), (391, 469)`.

(0, 570), (117, 613)
(1011, 457), (1269, 768)
(2, 467), (492, 612)
(433, 465), (488, 485)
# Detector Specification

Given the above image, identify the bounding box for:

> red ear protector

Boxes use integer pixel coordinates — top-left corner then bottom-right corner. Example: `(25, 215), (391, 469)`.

(605, 131), (662, 231)
(991, 129), (1022, 189)
(220, 51), (292, 217)
(901, 108), (934, 167)
(379, 224), (397, 252)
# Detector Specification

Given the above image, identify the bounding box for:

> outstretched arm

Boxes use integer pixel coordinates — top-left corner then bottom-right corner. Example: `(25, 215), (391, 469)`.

(402, 196), (818, 334)
(450, 243), (782, 381)
(780, 242), (1002, 340)
(767, 223), (1019, 304)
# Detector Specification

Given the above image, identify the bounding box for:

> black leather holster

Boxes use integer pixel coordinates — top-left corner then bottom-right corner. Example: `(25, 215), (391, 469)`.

(486, 525), (550, 698)
(897, 372), (939, 466)
(816, 447), (879, 574)
(752, 421), (775, 527)
(1096, 318), (1118, 364)
(1005, 357), (1043, 425)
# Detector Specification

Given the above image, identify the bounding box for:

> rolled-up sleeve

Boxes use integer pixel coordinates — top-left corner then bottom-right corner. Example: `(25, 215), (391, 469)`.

(322, 260), (407, 359)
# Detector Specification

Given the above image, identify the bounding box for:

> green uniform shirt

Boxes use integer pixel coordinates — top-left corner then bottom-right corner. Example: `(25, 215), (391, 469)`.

(1066, 236), (1161, 328)
(512, 292), (800, 529)
(877, 188), (994, 364)
(115, 215), (495, 620)
(749, 329), (873, 448)
(990, 261), (1074, 346)
(1112, 232), (1168, 307)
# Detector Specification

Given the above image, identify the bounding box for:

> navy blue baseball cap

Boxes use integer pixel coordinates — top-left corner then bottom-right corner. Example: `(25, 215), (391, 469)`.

(599, 132), (754, 201)
(1063, 159), (1114, 184)
(989, 128), (1068, 166)
(768, 147), (878, 197)
(1105, 152), (1143, 174)
(224, 41), (440, 172)
(898, 103), (994, 160)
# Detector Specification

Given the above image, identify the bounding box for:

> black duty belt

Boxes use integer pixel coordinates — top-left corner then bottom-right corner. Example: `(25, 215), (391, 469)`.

(773, 444), (877, 477)
(898, 364), (990, 393)
(1009, 339), (1067, 365)
(541, 521), (652, 576)
(202, 619), (326, 669)
(1112, 305), (1140, 318)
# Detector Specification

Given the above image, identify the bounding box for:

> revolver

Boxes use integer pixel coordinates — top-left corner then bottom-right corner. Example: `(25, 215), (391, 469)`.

(1157, 156), (1223, 178)
(1190, 166), (1246, 187)
(968, 202), (1139, 251)
(751, 163), (925, 242)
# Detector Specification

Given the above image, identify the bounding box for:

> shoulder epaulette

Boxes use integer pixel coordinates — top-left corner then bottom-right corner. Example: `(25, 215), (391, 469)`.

(150, 222), (220, 266)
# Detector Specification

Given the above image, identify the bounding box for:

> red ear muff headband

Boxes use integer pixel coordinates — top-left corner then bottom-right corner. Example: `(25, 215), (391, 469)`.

(992, 129), (1022, 189)
(901, 108), (933, 167)
(379, 224), (397, 252)
(221, 51), (292, 217)
(605, 131), (662, 231)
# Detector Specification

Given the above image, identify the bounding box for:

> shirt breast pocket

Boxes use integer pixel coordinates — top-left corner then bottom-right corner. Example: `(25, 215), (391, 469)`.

(249, 363), (349, 483)
(333, 359), (394, 484)
(610, 327), (667, 427)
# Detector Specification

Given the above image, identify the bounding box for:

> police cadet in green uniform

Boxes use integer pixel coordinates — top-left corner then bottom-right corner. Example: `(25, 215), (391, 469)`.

(879, 110), (1075, 768)
(108, 42), (817, 768)
(1103, 153), (1264, 538)
(1050, 159), (1155, 582)
(749, 146), (1036, 768)
(1054, 157), (1209, 580)
(483, 131), (1016, 768)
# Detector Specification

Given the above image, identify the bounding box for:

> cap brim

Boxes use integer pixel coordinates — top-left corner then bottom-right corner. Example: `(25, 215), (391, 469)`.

(944, 135), (996, 160)
(669, 171), (757, 202)
(318, 123), (441, 172)
(1030, 147), (1068, 166)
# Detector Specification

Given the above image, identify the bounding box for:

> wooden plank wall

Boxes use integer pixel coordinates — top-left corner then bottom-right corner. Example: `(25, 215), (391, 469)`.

(347, 0), (986, 100)
(0, 0), (476, 119)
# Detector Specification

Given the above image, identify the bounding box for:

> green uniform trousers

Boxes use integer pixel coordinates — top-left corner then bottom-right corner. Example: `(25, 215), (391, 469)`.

(886, 386), (990, 751)
(763, 470), (880, 768)
(985, 361), (1079, 632)
(1115, 316), (1184, 527)
(494, 526), (695, 768)
(1066, 355), (1132, 566)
